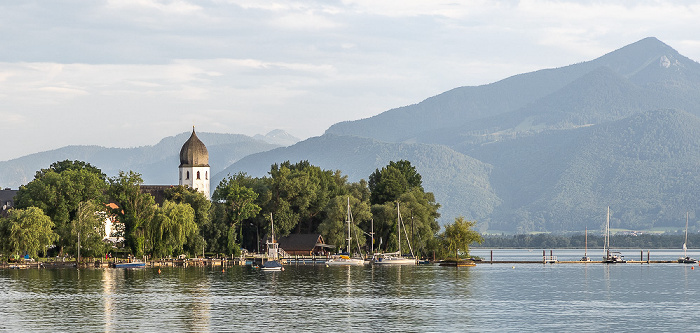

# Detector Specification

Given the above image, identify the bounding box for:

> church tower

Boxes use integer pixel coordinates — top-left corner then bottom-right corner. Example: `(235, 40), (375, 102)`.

(179, 127), (211, 200)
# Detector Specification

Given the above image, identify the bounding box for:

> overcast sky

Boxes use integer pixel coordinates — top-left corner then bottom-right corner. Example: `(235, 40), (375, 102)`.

(1, 0), (699, 161)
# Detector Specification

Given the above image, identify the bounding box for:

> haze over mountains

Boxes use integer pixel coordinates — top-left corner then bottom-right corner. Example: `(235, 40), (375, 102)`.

(4, 37), (700, 233)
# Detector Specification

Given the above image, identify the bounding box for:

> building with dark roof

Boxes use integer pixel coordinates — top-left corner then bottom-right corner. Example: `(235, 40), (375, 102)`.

(276, 234), (333, 256)
(0, 188), (18, 218)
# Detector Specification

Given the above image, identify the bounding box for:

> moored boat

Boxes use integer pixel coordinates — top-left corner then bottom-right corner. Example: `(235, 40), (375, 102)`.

(372, 252), (418, 265)
(326, 254), (365, 266)
(325, 197), (367, 266)
(260, 213), (284, 271)
(678, 212), (697, 264)
(114, 261), (146, 268)
(372, 202), (417, 266)
(603, 207), (626, 264)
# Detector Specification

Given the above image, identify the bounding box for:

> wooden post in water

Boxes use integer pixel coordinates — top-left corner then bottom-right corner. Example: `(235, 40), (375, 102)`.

(550, 250), (553, 263)
(543, 250), (545, 264)
(647, 250), (650, 264)
(640, 250), (643, 262)
(490, 250), (493, 264)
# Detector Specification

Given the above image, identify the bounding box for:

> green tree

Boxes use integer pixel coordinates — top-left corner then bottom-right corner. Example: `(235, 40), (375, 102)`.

(163, 185), (210, 255)
(72, 200), (109, 260)
(14, 162), (107, 254)
(212, 176), (261, 254)
(36, 160), (106, 181)
(107, 171), (156, 256)
(147, 200), (197, 258)
(368, 161), (439, 256)
(318, 196), (371, 254)
(0, 207), (58, 258)
(441, 217), (483, 259)
(267, 161), (347, 236)
(368, 160), (423, 205)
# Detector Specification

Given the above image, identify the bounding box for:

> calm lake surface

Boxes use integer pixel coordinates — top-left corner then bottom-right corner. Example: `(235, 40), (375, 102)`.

(1, 249), (699, 332)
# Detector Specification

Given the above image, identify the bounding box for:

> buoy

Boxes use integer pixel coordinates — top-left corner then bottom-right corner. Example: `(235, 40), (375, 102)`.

(222, 268), (225, 273)
(512, 266), (515, 269)
(692, 266), (695, 270)
(158, 269), (161, 274)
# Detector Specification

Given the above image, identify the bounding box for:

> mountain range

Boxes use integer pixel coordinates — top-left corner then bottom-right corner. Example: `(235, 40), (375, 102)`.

(3, 37), (700, 233)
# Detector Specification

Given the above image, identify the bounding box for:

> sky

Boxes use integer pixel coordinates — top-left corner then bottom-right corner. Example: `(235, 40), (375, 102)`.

(1, 0), (700, 161)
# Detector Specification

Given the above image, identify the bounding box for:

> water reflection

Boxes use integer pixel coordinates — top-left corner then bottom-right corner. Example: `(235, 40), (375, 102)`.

(2, 260), (700, 331)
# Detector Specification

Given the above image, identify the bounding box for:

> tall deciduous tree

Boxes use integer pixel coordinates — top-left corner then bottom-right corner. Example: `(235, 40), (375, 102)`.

(441, 217), (483, 259)
(72, 200), (109, 260)
(213, 175), (261, 255)
(107, 171), (156, 256)
(368, 160), (439, 256)
(0, 207), (58, 258)
(163, 185), (210, 255)
(147, 200), (197, 258)
(14, 161), (107, 254)
(368, 160), (423, 205)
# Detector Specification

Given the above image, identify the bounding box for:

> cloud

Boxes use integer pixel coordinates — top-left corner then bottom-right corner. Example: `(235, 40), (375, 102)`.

(0, 0), (700, 161)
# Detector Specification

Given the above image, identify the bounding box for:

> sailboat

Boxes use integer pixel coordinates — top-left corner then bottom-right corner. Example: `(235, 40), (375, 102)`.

(580, 226), (591, 262)
(602, 206), (626, 263)
(260, 213), (284, 271)
(678, 212), (697, 264)
(326, 197), (366, 266)
(373, 202), (417, 265)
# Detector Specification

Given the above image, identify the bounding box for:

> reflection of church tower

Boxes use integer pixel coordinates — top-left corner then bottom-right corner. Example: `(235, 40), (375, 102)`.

(179, 127), (211, 200)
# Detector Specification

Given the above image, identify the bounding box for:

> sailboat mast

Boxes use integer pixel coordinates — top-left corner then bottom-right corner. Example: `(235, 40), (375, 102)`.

(271, 212), (274, 243)
(604, 206), (610, 257)
(684, 211), (689, 257)
(397, 201), (401, 256)
(347, 197), (351, 254)
(585, 226), (588, 257)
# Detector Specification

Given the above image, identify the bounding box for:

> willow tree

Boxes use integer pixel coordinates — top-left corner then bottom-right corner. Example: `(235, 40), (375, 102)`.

(148, 200), (197, 258)
(0, 207), (58, 258)
(442, 217), (483, 259)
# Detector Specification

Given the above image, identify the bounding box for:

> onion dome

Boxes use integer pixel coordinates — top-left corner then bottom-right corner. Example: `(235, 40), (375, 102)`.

(179, 127), (209, 167)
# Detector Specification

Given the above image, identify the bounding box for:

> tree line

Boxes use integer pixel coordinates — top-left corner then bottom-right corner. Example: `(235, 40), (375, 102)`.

(478, 233), (698, 249)
(0, 159), (482, 260)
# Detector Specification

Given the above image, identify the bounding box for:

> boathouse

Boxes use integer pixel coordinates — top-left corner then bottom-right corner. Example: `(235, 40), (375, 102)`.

(277, 234), (333, 256)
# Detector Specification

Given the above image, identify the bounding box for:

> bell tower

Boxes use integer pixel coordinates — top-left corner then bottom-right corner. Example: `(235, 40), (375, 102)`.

(178, 127), (211, 200)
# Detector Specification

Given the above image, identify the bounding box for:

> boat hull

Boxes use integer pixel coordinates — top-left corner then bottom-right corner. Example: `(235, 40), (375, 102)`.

(260, 261), (284, 271)
(326, 258), (366, 266)
(372, 257), (417, 265)
(114, 262), (146, 268)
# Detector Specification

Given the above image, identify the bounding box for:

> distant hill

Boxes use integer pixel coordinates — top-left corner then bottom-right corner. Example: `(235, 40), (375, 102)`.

(326, 37), (700, 145)
(253, 129), (301, 146)
(0, 132), (283, 188)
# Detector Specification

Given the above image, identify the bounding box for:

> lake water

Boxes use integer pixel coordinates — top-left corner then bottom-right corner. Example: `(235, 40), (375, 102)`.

(1, 249), (699, 332)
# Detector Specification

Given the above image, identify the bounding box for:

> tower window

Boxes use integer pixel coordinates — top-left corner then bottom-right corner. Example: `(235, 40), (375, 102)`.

(186, 171), (190, 180)
(206, 171), (208, 180)
(197, 171), (201, 180)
